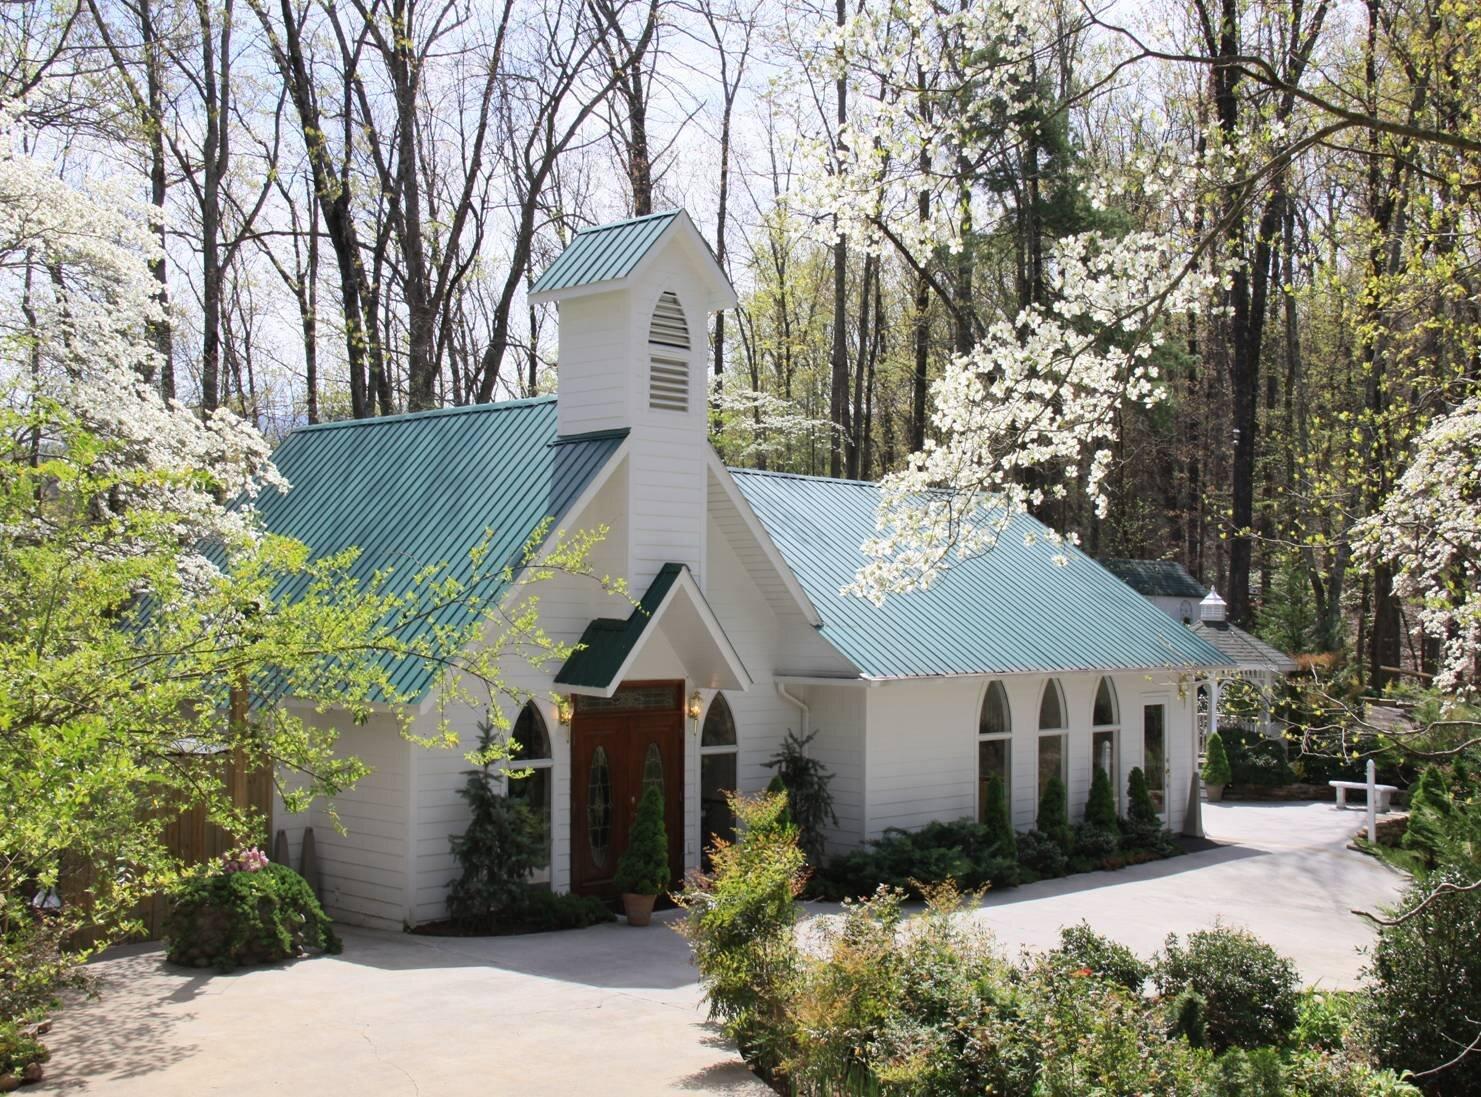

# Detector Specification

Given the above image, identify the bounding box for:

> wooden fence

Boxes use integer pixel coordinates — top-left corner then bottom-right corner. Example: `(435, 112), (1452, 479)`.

(132, 752), (276, 939)
(68, 750), (274, 944)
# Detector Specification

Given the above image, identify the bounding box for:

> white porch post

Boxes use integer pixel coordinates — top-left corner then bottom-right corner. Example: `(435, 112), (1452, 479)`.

(1184, 677), (1210, 838)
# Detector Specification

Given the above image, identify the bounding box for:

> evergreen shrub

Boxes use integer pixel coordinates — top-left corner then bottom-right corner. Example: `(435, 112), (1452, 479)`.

(1154, 926), (1300, 1051)
(447, 723), (546, 930)
(614, 785), (670, 895)
(1362, 865), (1481, 1094)
(166, 862), (339, 970)
(1037, 773), (1071, 851)
(1203, 732), (1233, 786)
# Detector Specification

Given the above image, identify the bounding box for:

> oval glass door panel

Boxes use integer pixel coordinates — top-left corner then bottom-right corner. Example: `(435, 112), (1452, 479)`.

(642, 742), (664, 799)
(587, 746), (612, 867)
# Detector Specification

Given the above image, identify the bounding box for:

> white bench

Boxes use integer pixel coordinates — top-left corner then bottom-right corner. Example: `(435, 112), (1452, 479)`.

(1329, 780), (1397, 812)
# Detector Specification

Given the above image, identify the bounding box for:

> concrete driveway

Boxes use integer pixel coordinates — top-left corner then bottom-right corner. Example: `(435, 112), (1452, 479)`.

(33, 801), (1404, 1096)
(961, 801), (1407, 988)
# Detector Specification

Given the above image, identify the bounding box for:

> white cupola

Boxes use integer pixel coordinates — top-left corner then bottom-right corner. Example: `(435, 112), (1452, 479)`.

(1200, 588), (1228, 624)
(529, 210), (736, 441)
(529, 210), (736, 593)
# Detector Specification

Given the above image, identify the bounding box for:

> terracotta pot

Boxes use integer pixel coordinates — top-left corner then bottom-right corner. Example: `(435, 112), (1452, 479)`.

(622, 892), (657, 927)
(1206, 783), (1225, 803)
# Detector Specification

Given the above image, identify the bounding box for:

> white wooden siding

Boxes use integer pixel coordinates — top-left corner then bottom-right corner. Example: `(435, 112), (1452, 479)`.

(554, 292), (630, 438)
(800, 685), (867, 852)
(856, 670), (1198, 843)
(272, 711), (412, 930)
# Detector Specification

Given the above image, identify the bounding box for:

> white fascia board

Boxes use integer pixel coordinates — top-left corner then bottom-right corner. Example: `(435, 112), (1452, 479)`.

(624, 212), (738, 310)
(773, 674), (878, 688)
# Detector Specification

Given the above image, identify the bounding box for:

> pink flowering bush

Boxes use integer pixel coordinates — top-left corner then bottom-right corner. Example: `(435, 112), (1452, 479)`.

(221, 847), (269, 874)
(166, 862), (338, 971)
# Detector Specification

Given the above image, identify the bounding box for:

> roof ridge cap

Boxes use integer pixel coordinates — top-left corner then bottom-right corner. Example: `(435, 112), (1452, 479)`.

(573, 209), (681, 234)
(727, 466), (880, 488)
(289, 395), (555, 435)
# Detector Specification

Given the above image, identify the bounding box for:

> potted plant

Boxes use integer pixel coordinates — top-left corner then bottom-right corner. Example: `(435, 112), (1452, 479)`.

(1202, 732), (1232, 802)
(614, 785), (669, 926)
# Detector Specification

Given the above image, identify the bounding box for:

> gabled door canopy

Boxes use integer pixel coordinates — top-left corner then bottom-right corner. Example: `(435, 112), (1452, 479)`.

(554, 563), (752, 697)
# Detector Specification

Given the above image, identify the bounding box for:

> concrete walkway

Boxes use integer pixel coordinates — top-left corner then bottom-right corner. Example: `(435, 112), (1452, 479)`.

(33, 801), (1403, 1096)
(960, 801), (1407, 988)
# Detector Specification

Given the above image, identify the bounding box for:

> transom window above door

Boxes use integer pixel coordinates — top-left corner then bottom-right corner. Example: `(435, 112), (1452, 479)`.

(574, 683), (681, 713)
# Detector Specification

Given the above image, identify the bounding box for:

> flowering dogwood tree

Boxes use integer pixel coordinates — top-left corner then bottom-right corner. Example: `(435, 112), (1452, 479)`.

(784, 1), (1210, 602)
(1358, 397), (1481, 696)
(0, 109), (610, 1017)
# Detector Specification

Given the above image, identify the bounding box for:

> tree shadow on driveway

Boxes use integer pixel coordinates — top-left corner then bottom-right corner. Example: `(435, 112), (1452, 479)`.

(34, 948), (203, 1092)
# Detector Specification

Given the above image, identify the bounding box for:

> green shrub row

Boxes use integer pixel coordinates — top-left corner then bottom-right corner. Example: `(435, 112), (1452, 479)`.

(813, 766), (1181, 900)
(683, 791), (1468, 1097)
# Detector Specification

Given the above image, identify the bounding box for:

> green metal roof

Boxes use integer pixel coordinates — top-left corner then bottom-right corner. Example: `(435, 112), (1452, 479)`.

(1100, 558), (1207, 599)
(530, 211), (681, 296)
(729, 469), (1234, 679)
(553, 563), (682, 689)
(255, 398), (626, 703)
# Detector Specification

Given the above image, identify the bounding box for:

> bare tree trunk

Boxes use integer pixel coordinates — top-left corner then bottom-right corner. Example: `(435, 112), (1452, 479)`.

(249, 0), (372, 416)
(194, 0), (232, 415)
(827, 0), (849, 477)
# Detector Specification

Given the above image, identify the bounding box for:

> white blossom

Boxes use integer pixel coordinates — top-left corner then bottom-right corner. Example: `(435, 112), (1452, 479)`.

(0, 103), (285, 573)
(1357, 397), (1481, 695)
(782, 1), (1212, 603)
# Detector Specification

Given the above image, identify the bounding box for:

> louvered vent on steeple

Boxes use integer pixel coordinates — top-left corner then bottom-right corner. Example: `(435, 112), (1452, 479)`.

(647, 291), (690, 412)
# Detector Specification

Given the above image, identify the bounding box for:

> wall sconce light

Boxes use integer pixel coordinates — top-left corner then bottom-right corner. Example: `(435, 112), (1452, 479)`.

(555, 696), (573, 727)
(687, 690), (704, 722)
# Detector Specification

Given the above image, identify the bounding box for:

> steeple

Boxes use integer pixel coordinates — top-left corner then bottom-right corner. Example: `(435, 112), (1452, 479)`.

(530, 209), (736, 591)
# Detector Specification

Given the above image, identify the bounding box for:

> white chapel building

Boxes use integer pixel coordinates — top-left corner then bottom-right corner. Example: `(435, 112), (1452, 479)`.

(262, 210), (1233, 929)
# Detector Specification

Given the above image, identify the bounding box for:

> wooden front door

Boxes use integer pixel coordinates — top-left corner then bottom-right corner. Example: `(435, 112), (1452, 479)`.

(570, 682), (685, 896)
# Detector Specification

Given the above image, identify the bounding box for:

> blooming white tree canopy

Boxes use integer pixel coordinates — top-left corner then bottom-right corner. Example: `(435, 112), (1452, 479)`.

(0, 105), (285, 565)
(783, 2), (1210, 602)
(709, 377), (838, 464)
(1358, 397), (1481, 695)
(844, 222), (1208, 602)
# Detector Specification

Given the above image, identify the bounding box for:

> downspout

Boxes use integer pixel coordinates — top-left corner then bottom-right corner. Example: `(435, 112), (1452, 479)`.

(776, 681), (809, 739)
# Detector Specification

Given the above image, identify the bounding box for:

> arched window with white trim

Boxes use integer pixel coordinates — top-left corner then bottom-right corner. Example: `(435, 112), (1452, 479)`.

(978, 681), (1012, 826)
(1091, 677), (1119, 812)
(507, 702), (553, 870)
(647, 291), (690, 412)
(699, 694), (738, 866)
(1037, 679), (1067, 803)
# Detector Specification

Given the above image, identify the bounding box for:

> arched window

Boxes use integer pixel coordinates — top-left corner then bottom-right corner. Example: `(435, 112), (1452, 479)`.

(1038, 679), (1066, 731)
(978, 681), (1011, 827)
(1037, 679), (1067, 803)
(507, 702), (553, 869)
(699, 694), (738, 865)
(647, 291), (690, 412)
(1091, 678), (1119, 813)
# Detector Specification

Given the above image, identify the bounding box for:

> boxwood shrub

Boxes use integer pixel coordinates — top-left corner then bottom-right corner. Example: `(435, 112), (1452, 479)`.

(1154, 926), (1300, 1051)
(166, 862), (340, 971)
